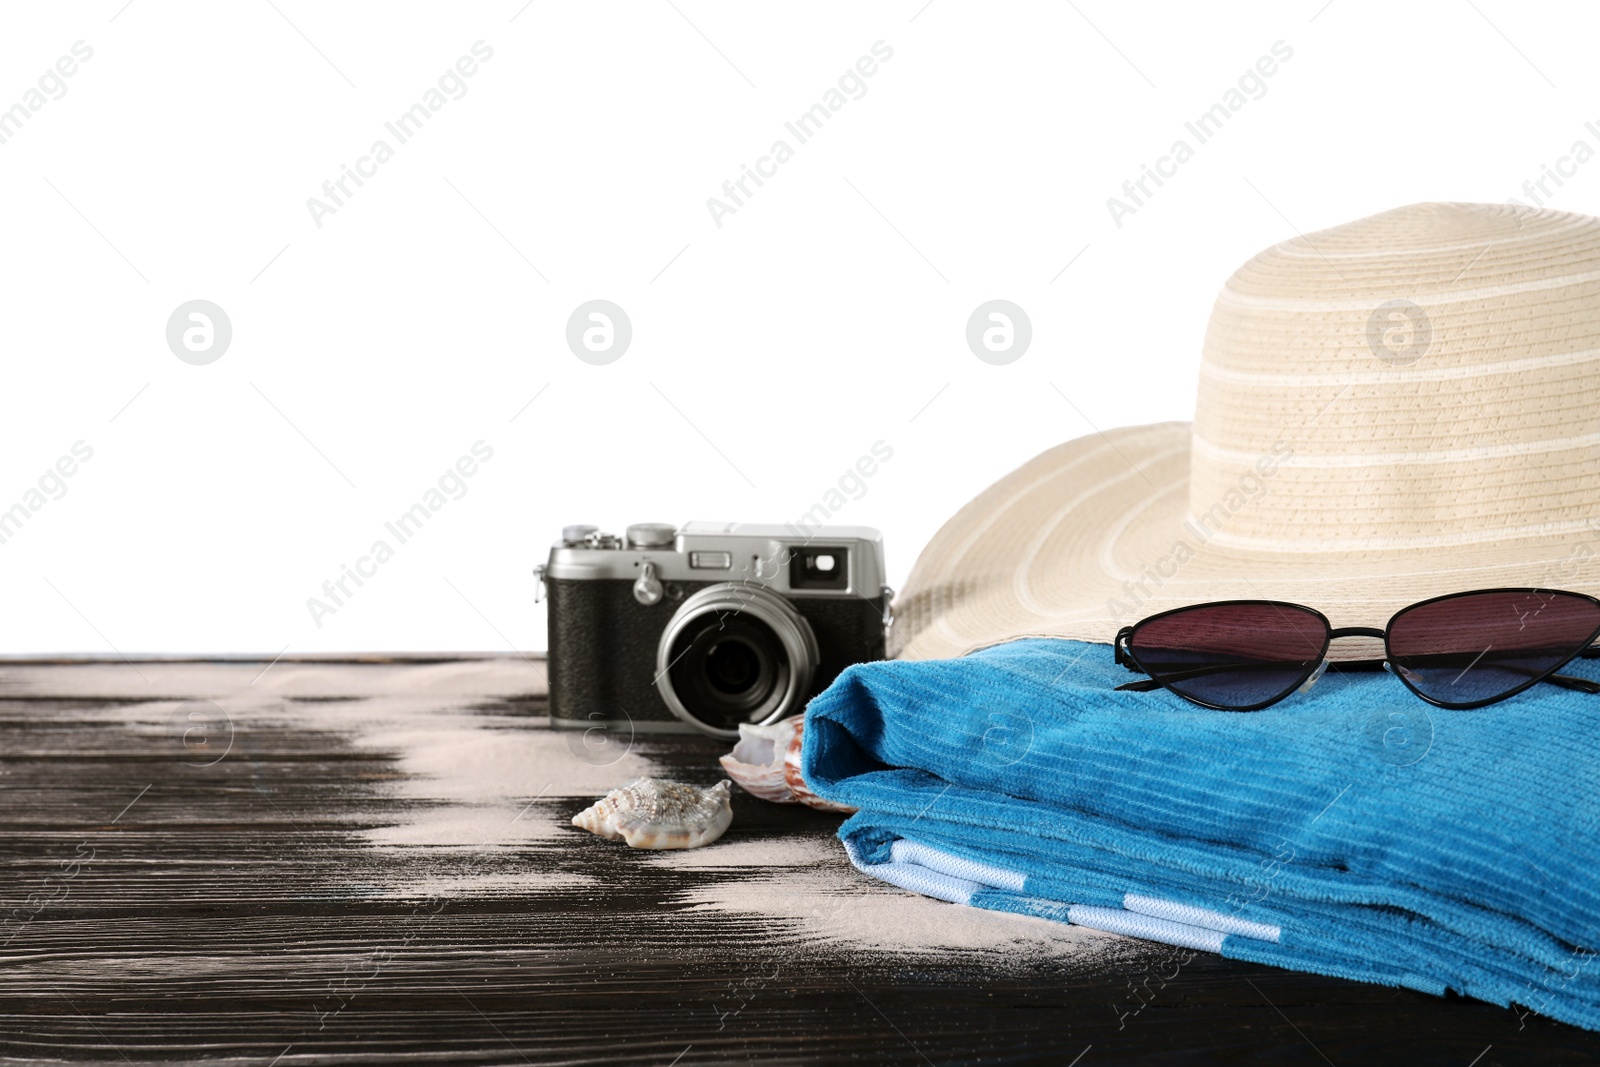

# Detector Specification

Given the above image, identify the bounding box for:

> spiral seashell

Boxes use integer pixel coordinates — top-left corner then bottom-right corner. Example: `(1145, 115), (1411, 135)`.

(719, 715), (856, 814)
(571, 778), (733, 850)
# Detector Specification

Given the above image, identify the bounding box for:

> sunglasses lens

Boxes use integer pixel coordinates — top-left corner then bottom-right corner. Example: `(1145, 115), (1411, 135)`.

(1129, 603), (1329, 709)
(1387, 590), (1600, 706)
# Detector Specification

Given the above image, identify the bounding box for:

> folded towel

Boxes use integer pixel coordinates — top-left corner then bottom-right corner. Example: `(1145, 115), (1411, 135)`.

(801, 638), (1600, 1030)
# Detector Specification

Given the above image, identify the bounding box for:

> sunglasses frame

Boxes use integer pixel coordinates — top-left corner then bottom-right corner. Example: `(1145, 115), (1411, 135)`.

(1113, 587), (1600, 713)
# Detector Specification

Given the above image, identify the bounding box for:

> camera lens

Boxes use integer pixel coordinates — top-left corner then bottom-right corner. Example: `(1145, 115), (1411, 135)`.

(706, 638), (762, 695)
(667, 619), (780, 729)
(656, 585), (818, 738)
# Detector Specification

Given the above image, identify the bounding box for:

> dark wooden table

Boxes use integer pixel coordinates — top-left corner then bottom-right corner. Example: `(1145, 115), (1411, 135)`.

(4, 656), (1599, 1066)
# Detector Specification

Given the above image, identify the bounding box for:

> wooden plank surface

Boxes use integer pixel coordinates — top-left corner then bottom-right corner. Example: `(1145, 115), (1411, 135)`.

(2, 657), (1598, 1066)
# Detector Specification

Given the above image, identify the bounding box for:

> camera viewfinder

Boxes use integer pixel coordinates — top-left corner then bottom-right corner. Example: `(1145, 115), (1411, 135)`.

(790, 546), (849, 591)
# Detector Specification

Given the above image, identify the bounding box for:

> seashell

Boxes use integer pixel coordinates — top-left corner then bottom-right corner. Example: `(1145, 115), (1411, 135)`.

(720, 714), (856, 814)
(571, 778), (733, 849)
(782, 716), (856, 813)
(720, 716), (804, 804)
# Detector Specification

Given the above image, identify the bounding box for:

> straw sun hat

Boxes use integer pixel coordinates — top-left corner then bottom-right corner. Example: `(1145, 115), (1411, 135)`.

(891, 202), (1600, 661)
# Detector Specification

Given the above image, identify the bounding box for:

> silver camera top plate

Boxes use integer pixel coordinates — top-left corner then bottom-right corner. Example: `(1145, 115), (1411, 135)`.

(541, 521), (886, 600)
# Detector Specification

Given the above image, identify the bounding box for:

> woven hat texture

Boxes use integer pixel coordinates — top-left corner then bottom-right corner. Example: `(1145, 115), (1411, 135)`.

(893, 202), (1600, 660)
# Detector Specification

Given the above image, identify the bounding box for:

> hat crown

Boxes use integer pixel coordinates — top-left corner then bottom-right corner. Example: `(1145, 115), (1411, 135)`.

(1190, 202), (1600, 554)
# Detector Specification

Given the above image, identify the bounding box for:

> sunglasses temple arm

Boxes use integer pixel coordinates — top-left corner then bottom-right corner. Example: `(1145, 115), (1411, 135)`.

(1580, 645), (1600, 660)
(1114, 661), (1284, 690)
(1446, 657), (1600, 693)
(1546, 671), (1600, 695)
(1114, 677), (1165, 693)
(1391, 657), (1600, 695)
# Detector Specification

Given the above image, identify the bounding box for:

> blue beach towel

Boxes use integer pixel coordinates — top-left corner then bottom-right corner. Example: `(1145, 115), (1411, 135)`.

(800, 638), (1600, 1031)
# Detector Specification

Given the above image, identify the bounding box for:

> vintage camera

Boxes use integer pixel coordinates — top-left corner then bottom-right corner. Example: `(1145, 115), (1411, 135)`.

(536, 522), (890, 738)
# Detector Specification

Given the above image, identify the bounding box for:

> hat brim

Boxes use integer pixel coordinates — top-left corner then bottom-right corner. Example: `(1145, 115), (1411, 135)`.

(890, 422), (1600, 661)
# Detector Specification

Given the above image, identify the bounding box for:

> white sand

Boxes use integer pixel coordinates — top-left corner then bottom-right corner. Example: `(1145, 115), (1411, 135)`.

(354, 716), (658, 805)
(34, 660), (1136, 967)
(371, 869), (601, 900)
(643, 835), (838, 869)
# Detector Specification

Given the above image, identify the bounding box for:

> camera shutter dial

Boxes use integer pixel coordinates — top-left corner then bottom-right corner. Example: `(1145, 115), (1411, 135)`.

(627, 523), (677, 548)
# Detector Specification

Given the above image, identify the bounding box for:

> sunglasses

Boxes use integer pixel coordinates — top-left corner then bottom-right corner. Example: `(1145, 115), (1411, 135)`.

(1113, 588), (1600, 712)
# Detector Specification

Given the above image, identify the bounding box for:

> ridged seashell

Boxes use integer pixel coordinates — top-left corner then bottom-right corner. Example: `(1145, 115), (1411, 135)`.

(719, 716), (803, 803)
(571, 778), (732, 850)
(719, 715), (856, 814)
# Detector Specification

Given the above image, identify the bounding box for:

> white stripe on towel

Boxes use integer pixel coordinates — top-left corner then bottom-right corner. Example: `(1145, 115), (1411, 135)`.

(1066, 905), (1227, 953)
(864, 861), (981, 906)
(889, 839), (1029, 892)
(1124, 893), (1281, 943)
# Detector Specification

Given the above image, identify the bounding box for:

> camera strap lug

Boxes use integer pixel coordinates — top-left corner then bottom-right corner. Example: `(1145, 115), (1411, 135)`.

(881, 585), (895, 632)
(533, 564), (547, 604)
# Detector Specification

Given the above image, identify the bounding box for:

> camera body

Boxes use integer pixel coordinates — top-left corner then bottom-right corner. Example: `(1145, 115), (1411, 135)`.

(538, 522), (890, 738)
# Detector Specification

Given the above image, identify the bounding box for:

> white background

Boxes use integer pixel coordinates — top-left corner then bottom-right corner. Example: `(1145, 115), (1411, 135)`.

(2, 1), (1598, 655)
